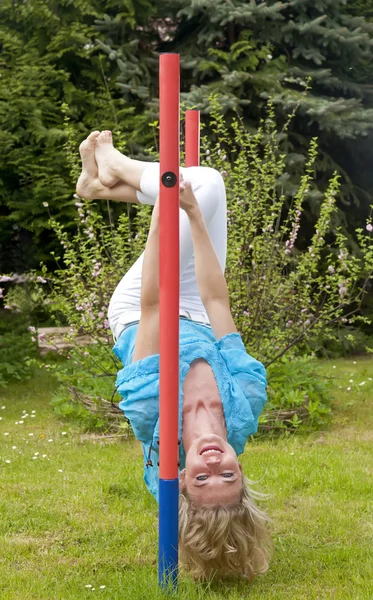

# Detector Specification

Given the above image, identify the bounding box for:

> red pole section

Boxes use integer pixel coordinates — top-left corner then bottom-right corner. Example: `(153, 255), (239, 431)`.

(159, 53), (180, 481)
(185, 110), (200, 167)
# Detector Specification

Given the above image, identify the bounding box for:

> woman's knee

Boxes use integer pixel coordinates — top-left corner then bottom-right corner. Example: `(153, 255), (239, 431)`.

(186, 167), (225, 205)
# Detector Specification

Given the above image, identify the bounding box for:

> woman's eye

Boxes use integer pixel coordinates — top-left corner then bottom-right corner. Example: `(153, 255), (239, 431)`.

(222, 473), (234, 478)
(196, 475), (208, 481)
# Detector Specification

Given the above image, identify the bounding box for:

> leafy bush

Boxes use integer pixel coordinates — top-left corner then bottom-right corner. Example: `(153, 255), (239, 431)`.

(202, 99), (373, 366)
(316, 327), (373, 358)
(49, 351), (332, 435)
(261, 356), (332, 435)
(46, 344), (130, 435)
(0, 273), (54, 325)
(0, 311), (37, 387)
(1, 101), (372, 431)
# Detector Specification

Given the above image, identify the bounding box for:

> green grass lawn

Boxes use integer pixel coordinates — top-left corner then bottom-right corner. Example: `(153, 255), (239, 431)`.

(0, 358), (372, 600)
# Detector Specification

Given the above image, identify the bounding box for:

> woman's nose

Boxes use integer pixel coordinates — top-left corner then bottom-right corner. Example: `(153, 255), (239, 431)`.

(205, 455), (221, 465)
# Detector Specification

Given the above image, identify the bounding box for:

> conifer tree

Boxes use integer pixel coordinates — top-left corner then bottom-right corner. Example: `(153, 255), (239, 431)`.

(0, 0), (147, 269)
(100, 0), (373, 211)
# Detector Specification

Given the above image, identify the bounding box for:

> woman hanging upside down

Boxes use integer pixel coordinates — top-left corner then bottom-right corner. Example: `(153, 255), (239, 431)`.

(76, 130), (272, 581)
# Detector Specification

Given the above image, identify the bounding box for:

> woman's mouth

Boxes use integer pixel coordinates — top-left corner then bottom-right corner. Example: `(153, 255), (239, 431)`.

(200, 446), (224, 455)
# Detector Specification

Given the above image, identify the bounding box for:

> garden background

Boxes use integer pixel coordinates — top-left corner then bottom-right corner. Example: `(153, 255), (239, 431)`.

(0, 1), (373, 598)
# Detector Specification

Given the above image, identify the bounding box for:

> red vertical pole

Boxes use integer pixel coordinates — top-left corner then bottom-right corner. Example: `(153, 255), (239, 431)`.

(159, 53), (180, 480)
(185, 110), (200, 167)
(158, 53), (180, 587)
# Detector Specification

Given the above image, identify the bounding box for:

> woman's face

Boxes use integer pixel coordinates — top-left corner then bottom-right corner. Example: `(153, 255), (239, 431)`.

(180, 434), (243, 506)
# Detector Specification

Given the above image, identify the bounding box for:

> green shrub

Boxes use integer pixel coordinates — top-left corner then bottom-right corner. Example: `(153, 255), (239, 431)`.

(0, 311), (37, 387)
(261, 356), (332, 435)
(316, 327), (373, 358)
(47, 344), (130, 435)
(1, 101), (372, 432)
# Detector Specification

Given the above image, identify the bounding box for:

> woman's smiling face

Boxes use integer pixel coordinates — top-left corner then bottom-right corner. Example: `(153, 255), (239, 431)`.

(180, 434), (243, 506)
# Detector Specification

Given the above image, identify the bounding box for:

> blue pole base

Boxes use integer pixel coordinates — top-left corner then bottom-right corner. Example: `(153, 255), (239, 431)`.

(158, 478), (179, 590)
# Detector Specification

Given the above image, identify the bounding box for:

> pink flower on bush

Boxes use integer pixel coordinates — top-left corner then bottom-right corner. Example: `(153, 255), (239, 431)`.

(28, 326), (36, 333)
(104, 319), (110, 329)
(328, 266), (335, 274)
(0, 276), (13, 282)
(367, 224), (373, 232)
(36, 276), (47, 284)
(0, 288), (3, 299)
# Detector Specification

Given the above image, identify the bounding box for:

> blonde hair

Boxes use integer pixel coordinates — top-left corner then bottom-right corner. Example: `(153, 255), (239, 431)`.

(178, 476), (272, 581)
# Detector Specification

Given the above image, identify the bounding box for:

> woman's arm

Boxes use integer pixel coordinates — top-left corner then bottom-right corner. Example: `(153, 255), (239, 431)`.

(140, 197), (160, 309)
(132, 198), (160, 362)
(180, 181), (237, 339)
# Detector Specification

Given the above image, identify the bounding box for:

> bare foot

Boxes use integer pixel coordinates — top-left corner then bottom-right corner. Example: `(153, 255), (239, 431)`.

(76, 131), (105, 199)
(95, 130), (130, 188)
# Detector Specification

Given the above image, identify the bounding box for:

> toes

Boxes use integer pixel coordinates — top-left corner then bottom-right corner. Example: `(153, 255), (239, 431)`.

(87, 131), (100, 142)
(96, 130), (113, 145)
(86, 131), (100, 148)
(79, 140), (89, 156)
(80, 132), (100, 155)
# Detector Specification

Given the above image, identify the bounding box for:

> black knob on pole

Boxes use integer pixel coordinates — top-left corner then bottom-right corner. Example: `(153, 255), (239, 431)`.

(161, 171), (177, 188)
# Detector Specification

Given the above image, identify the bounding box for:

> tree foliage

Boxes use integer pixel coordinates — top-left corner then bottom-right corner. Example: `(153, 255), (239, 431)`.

(0, 0), (149, 270)
(1, 0), (373, 274)
(101, 0), (373, 223)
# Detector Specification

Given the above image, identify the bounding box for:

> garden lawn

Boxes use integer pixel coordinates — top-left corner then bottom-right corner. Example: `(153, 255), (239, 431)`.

(0, 358), (372, 600)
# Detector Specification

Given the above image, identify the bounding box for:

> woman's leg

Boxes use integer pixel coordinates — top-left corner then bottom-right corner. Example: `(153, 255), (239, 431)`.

(108, 163), (227, 335)
(94, 130), (150, 189)
(75, 131), (227, 336)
